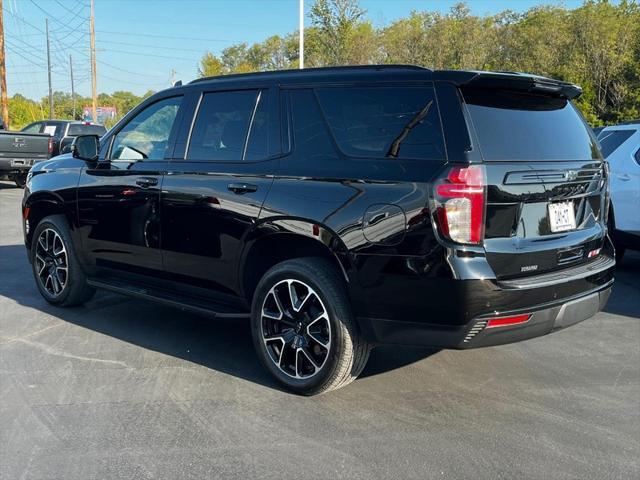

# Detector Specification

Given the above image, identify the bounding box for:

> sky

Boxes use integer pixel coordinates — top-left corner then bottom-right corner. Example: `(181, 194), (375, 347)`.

(4, 0), (591, 100)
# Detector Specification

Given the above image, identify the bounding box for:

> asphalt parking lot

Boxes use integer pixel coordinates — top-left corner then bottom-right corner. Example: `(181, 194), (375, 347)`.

(0, 180), (638, 480)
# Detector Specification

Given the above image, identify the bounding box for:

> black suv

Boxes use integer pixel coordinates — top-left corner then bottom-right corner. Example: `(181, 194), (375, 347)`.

(22, 66), (615, 395)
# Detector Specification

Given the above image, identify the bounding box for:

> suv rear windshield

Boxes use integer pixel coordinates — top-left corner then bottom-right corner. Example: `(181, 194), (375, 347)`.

(597, 129), (634, 158)
(462, 87), (599, 161)
(67, 124), (107, 137)
(315, 86), (445, 161)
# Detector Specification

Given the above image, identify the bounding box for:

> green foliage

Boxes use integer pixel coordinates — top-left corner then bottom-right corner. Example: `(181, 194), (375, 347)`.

(195, 0), (639, 126)
(7, 89), (156, 130)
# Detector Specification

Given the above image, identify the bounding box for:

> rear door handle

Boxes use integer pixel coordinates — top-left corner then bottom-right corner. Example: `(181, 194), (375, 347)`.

(227, 183), (258, 194)
(136, 177), (158, 188)
(619, 173), (631, 181)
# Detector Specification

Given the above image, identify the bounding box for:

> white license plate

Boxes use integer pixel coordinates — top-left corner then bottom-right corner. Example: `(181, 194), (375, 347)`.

(548, 201), (576, 232)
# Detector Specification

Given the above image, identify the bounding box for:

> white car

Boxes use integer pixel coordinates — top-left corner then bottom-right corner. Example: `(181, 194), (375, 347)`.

(598, 122), (640, 260)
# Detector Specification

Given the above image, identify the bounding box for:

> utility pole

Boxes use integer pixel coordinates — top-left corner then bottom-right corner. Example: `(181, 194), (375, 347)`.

(299, 0), (304, 69)
(90, 0), (97, 123)
(69, 55), (75, 119)
(0, 0), (9, 128)
(45, 19), (53, 119)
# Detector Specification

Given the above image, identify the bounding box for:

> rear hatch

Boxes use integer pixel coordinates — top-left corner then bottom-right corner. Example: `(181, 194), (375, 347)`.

(460, 75), (607, 279)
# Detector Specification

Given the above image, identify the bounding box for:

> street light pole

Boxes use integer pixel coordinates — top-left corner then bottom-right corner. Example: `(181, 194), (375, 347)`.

(299, 0), (304, 69)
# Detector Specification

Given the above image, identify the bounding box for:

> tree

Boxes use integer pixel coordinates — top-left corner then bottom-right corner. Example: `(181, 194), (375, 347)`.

(308, 0), (373, 65)
(199, 52), (225, 77)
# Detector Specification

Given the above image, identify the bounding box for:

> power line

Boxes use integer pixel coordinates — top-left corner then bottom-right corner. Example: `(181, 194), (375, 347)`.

(4, 43), (46, 68)
(53, 0), (88, 22)
(97, 38), (209, 54)
(97, 59), (165, 79)
(3, 7), (45, 33)
(28, 0), (76, 33)
(96, 29), (231, 43)
(102, 48), (200, 62)
(99, 72), (166, 88)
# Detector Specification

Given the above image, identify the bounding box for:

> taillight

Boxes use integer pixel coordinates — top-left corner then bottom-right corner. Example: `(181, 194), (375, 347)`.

(47, 137), (54, 155)
(433, 165), (486, 245)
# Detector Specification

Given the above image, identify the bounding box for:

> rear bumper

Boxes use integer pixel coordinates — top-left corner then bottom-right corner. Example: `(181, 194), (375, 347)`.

(357, 254), (615, 348)
(0, 158), (37, 173)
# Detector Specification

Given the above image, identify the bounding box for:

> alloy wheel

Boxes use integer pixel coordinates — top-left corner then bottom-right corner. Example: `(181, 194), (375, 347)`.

(261, 279), (331, 379)
(34, 228), (68, 297)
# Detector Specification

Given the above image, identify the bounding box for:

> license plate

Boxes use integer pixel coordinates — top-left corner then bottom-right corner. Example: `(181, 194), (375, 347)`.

(548, 201), (576, 232)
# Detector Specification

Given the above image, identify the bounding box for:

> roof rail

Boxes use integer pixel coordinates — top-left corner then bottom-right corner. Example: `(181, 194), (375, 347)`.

(189, 64), (430, 85)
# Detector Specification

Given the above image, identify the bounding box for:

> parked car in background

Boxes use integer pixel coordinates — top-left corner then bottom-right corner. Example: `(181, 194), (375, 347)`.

(20, 120), (107, 157)
(22, 66), (614, 394)
(597, 121), (640, 261)
(0, 129), (52, 187)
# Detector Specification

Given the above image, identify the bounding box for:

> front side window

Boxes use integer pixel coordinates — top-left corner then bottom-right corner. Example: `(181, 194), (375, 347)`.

(110, 96), (182, 161)
(187, 90), (268, 161)
(315, 86), (445, 160)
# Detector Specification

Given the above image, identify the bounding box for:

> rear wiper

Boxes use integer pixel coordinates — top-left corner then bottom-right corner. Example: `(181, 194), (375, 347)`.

(386, 100), (433, 158)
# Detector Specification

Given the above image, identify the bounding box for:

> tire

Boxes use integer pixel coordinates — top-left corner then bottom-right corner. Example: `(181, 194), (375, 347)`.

(251, 257), (370, 395)
(31, 215), (95, 306)
(10, 174), (26, 188)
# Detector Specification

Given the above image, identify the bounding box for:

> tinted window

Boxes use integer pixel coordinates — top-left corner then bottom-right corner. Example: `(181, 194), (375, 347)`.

(187, 90), (266, 161)
(67, 124), (107, 137)
(290, 89), (336, 159)
(597, 130), (634, 158)
(635, 147), (640, 166)
(316, 86), (445, 160)
(463, 88), (599, 161)
(244, 91), (270, 161)
(111, 96), (181, 161)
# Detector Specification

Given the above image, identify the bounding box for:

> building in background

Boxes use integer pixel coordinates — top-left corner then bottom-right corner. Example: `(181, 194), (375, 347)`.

(82, 106), (117, 124)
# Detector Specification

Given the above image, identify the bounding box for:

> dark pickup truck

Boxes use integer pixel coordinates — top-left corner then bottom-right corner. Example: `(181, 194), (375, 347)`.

(20, 120), (107, 157)
(1, 120), (107, 187)
(0, 130), (52, 187)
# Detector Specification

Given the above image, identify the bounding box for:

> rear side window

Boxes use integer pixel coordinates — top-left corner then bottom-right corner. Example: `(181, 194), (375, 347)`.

(315, 86), (445, 160)
(597, 130), (634, 158)
(43, 122), (64, 137)
(21, 122), (44, 134)
(67, 124), (107, 137)
(187, 90), (269, 161)
(462, 88), (599, 161)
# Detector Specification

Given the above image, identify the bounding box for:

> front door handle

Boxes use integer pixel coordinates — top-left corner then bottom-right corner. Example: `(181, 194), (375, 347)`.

(228, 182), (258, 194)
(136, 177), (158, 188)
(618, 173), (631, 181)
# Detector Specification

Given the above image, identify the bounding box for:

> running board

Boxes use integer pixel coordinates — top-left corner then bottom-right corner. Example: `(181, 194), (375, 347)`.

(86, 279), (250, 319)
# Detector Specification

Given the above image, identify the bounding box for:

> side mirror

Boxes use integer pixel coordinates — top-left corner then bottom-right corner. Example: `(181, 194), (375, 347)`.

(71, 135), (99, 161)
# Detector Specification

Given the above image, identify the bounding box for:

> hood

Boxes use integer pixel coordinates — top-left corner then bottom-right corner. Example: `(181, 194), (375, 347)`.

(30, 153), (80, 174)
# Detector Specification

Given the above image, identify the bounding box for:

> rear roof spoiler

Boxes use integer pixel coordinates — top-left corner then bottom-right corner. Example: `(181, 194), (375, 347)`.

(433, 70), (582, 99)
